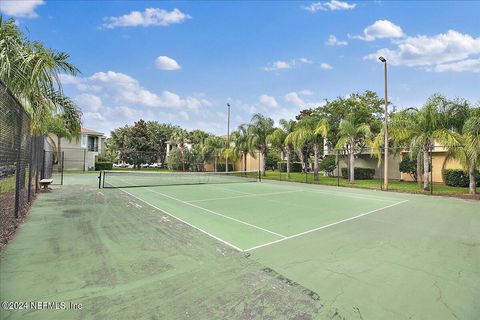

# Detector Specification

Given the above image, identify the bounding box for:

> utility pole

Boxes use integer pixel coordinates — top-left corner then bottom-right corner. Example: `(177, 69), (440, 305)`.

(378, 56), (389, 191)
(226, 103), (231, 173)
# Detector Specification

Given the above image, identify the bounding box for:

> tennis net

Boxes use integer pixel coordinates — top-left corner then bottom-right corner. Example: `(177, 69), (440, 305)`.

(101, 170), (260, 188)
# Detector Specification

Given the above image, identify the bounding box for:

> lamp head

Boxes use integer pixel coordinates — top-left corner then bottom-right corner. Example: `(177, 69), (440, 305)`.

(378, 56), (387, 63)
(227, 103), (231, 107)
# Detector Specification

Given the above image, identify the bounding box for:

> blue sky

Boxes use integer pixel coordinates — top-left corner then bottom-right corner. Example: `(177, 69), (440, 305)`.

(2, 0), (480, 135)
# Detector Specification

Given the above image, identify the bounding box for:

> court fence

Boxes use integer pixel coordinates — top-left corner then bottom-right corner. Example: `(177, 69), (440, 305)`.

(0, 80), (55, 247)
(267, 146), (477, 196)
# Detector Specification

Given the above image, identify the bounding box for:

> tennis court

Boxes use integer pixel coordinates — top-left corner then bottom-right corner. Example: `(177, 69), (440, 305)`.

(101, 170), (409, 252)
(1, 171), (479, 319)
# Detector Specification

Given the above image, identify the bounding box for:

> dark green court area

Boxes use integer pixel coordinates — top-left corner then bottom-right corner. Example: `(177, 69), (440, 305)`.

(1, 173), (479, 319)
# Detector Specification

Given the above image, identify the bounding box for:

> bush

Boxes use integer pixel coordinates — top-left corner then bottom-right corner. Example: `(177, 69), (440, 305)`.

(95, 162), (113, 170)
(265, 152), (282, 170)
(341, 167), (375, 180)
(216, 163), (234, 172)
(443, 169), (480, 187)
(399, 156), (417, 181)
(277, 161), (303, 173)
(319, 156), (337, 175)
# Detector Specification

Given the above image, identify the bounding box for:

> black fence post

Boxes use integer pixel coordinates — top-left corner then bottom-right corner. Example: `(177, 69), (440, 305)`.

(430, 145), (433, 195)
(83, 149), (86, 173)
(336, 150), (340, 187)
(380, 147), (383, 191)
(61, 151), (65, 185)
(14, 108), (24, 219)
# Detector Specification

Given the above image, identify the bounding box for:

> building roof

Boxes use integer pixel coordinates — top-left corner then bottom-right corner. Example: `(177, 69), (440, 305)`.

(81, 128), (104, 136)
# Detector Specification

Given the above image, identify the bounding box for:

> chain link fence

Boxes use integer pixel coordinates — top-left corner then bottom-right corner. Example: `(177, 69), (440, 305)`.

(0, 80), (54, 247)
(267, 145), (477, 196)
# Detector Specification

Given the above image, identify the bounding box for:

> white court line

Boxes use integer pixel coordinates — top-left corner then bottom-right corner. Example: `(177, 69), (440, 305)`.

(143, 188), (287, 238)
(115, 188), (245, 252)
(244, 199), (409, 252)
(186, 190), (302, 203)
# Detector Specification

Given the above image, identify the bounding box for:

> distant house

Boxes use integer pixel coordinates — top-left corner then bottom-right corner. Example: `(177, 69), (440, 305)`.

(46, 128), (106, 171)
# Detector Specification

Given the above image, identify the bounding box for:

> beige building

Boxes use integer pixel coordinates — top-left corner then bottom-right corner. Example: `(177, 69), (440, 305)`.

(47, 128), (106, 171)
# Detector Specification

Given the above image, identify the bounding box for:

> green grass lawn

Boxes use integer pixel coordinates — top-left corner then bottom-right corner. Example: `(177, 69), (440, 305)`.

(263, 170), (470, 196)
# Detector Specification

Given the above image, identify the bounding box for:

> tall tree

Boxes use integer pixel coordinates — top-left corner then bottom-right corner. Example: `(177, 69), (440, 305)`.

(0, 17), (81, 134)
(248, 114), (274, 175)
(123, 120), (155, 168)
(203, 136), (225, 172)
(390, 95), (461, 190)
(170, 128), (190, 171)
(232, 124), (251, 173)
(146, 122), (179, 164)
(335, 115), (372, 184)
(46, 113), (80, 170)
(268, 119), (296, 178)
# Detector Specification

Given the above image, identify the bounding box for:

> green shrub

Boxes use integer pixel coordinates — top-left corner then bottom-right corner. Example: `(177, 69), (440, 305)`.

(341, 167), (375, 180)
(277, 161), (303, 173)
(216, 163), (234, 172)
(95, 162), (113, 170)
(319, 156), (337, 175)
(443, 169), (480, 187)
(265, 152), (282, 170)
(399, 156), (417, 181)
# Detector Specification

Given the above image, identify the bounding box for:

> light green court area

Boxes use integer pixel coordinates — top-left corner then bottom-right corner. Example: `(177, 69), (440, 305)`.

(1, 173), (479, 319)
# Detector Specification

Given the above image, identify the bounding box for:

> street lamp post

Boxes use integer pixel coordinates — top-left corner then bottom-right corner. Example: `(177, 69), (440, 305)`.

(226, 103), (231, 173)
(379, 56), (388, 191)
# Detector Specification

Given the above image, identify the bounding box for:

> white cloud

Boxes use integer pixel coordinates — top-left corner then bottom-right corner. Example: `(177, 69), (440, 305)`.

(75, 94), (103, 112)
(364, 30), (480, 73)
(63, 71), (210, 110)
(285, 92), (305, 107)
(326, 35), (348, 46)
(352, 20), (404, 41)
(259, 95), (279, 108)
(155, 56), (181, 70)
(263, 58), (313, 71)
(102, 8), (191, 29)
(299, 90), (313, 96)
(320, 63), (333, 70)
(0, 0), (44, 18)
(303, 1), (356, 12)
(434, 59), (480, 73)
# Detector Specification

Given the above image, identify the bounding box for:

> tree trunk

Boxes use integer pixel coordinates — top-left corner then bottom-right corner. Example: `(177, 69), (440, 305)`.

(440, 153), (450, 184)
(262, 150), (266, 176)
(243, 152), (247, 173)
(416, 152), (422, 188)
(214, 157), (217, 172)
(423, 149), (429, 191)
(313, 143), (319, 181)
(349, 143), (355, 184)
(469, 162), (476, 194)
(286, 148), (291, 179)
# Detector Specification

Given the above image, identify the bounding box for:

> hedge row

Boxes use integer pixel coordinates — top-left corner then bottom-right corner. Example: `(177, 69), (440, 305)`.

(95, 162), (113, 170)
(341, 167), (376, 180)
(216, 163), (234, 172)
(277, 161), (303, 173)
(443, 169), (480, 187)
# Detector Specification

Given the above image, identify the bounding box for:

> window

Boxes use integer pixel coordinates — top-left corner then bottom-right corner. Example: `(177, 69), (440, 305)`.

(87, 136), (98, 152)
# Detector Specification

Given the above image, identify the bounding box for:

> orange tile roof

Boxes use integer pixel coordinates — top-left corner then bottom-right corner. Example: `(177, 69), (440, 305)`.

(81, 128), (104, 136)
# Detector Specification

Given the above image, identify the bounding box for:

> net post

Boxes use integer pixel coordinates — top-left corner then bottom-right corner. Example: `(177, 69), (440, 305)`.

(98, 172), (102, 189)
(102, 170), (106, 188)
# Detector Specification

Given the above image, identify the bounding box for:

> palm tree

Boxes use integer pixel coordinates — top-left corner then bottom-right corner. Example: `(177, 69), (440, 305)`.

(170, 128), (190, 171)
(267, 119), (296, 178)
(247, 114), (274, 175)
(203, 136), (224, 172)
(446, 108), (480, 194)
(46, 114), (81, 171)
(232, 125), (251, 173)
(390, 95), (461, 191)
(0, 17), (81, 135)
(335, 115), (371, 184)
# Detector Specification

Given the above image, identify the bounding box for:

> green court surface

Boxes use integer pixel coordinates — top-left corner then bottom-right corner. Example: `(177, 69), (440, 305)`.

(1, 173), (479, 319)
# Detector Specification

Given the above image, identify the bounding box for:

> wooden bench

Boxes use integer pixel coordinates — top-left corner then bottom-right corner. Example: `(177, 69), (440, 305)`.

(39, 178), (53, 190)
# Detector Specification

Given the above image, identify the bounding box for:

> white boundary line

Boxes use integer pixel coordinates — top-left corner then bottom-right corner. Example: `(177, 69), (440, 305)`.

(243, 199), (409, 252)
(116, 188), (245, 252)
(143, 188), (287, 238)
(186, 190), (303, 203)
